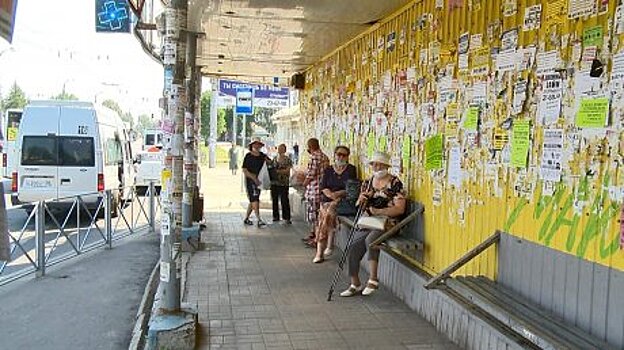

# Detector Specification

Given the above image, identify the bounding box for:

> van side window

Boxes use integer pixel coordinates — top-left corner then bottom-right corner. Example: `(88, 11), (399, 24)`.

(106, 139), (122, 165)
(21, 136), (58, 166)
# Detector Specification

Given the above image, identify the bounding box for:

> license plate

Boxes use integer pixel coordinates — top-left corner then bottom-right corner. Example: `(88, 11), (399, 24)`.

(24, 178), (52, 188)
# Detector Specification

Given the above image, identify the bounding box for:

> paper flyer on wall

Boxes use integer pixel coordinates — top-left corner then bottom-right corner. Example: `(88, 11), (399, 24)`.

(447, 146), (463, 188)
(537, 73), (563, 125)
(540, 129), (564, 181)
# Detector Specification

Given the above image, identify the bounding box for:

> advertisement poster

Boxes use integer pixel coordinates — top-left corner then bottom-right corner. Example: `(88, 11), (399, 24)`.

(511, 120), (531, 168)
(540, 129), (564, 181)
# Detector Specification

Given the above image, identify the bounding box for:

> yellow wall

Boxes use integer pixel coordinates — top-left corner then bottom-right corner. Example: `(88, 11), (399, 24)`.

(301, 0), (624, 277)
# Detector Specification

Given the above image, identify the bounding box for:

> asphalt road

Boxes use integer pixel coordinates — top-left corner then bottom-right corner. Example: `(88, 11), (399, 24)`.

(0, 229), (159, 350)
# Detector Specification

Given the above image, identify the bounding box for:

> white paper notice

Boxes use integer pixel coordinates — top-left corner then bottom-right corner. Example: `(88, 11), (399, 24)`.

(616, 5), (624, 35)
(540, 129), (564, 181)
(496, 50), (517, 72)
(407, 67), (417, 82)
(470, 34), (483, 51)
(523, 5), (542, 31)
(611, 51), (624, 82)
(536, 50), (559, 75)
(406, 102), (416, 116)
(537, 73), (563, 125)
(458, 53), (469, 71)
(160, 261), (170, 282)
(512, 79), (527, 115)
(448, 146), (463, 188)
(568, 0), (596, 19)
(471, 82), (487, 105)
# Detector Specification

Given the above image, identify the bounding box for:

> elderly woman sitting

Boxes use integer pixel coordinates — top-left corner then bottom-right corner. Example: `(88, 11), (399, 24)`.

(340, 151), (406, 297)
(312, 146), (357, 263)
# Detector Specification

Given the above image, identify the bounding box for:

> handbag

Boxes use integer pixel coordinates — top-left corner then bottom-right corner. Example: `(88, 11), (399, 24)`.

(258, 163), (271, 190)
(356, 215), (388, 231)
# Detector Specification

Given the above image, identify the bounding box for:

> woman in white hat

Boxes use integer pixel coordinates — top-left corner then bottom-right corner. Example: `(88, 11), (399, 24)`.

(340, 151), (406, 297)
(242, 138), (270, 227)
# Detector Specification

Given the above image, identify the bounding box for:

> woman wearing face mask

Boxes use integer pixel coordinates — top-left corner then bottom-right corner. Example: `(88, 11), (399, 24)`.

(242, 138), (271, 227)
(340, 151), (406, 297)
(312, 146), (357, 263)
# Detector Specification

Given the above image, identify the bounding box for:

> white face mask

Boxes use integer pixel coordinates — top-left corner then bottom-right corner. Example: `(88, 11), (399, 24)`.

(335, 159), (347, 166)
(373, 169), (388, 179)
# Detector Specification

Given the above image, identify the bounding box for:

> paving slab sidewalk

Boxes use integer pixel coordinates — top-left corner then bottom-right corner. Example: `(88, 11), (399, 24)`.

(185, 165), (460, 350)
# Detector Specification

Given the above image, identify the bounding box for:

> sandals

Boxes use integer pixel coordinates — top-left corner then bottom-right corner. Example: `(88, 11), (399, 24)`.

(362, 279), (379, 296)
(339, 284), (363, 297)
(323, 248), (333, 257)
(312, 256), (324, 264)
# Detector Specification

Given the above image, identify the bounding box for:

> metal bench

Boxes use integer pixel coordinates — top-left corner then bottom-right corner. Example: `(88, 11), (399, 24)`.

(336, 201), (425, 261)
(446, 276), (615, 350)
(425, 231), (616, 350)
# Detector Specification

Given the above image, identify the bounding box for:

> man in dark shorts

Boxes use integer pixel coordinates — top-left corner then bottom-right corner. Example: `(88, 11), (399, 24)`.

(242, 138), (270, 227)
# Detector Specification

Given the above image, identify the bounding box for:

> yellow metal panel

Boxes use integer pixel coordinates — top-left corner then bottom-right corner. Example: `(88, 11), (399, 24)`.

(302, 0), (624, 277)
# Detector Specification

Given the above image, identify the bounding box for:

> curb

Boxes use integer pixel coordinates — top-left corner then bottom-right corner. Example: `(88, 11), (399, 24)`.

(128, 261), (160, 350)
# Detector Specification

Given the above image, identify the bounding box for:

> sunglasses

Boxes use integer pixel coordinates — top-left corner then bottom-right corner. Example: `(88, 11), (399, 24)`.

(335, 152), (349, 157)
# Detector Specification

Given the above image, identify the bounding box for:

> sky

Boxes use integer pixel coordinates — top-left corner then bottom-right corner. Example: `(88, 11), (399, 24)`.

(0, 0), (165, 118)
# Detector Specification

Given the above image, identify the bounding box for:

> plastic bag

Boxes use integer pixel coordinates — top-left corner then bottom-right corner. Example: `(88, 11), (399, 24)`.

(258, 163), (271, 190)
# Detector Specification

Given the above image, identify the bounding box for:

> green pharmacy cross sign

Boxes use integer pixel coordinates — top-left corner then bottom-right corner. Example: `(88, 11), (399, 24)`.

(95, 0), (130, 33)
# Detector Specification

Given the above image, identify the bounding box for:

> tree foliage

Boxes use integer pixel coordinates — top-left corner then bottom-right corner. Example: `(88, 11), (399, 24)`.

(200, 91), (227, 141)
(102, 99), (123, 116)
(136, 114), (157, 132)
(51, 91), (79, 101)
(1, 82), (28, 110)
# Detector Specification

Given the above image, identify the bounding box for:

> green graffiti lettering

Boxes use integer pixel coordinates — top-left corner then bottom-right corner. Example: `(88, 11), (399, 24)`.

(565, 214), (581, 252)
(504, 199), (528, 232)
(544, 195), (574, 247)
(534, 191), (552, 219)
(537, 189), (565, 241)
(600, 207), (621, 259)
(575, 178), (616, 258)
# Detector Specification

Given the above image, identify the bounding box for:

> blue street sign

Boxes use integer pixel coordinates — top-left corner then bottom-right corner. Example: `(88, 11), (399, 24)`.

(236, 87), (253, 114)
(95, 0), (131, 33)
(219, 79), (289, 109)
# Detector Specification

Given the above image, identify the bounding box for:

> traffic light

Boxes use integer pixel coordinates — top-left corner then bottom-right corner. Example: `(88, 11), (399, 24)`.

(95, 0), (131, 33)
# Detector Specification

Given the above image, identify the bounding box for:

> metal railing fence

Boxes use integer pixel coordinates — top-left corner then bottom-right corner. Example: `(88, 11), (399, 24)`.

(0, 182), (160, 286)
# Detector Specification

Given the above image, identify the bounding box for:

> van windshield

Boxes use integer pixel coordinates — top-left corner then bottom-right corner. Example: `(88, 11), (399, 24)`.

(22, 136), (95, 167)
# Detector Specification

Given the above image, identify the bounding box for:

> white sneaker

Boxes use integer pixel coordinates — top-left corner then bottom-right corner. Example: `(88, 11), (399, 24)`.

(339, 284), (363, 297)
(361, 279), (379, 296)
(323, 248), (333, 257)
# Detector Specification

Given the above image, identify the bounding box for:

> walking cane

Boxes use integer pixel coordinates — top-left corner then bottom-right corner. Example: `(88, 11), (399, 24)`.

(326, 181), (371, 301)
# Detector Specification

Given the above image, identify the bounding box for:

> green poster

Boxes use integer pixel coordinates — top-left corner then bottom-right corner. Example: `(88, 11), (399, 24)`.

(402, 136), (412, 172)
(379, 135), (388, 151)
(583, 26), (603, 47)
(510, 120), (530, 168)
(367, 131), (375, 158)
(576, 97), (609, 128)
(463, 106), (479, 131)
(425, 134), (444, 170)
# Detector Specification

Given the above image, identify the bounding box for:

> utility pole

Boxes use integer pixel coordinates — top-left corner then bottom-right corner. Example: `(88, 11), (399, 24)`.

(182, 32), (198, 228)
(232, 112), (238, 146)
(159, 0), (187, 312)
(209, 80), (217, 168)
